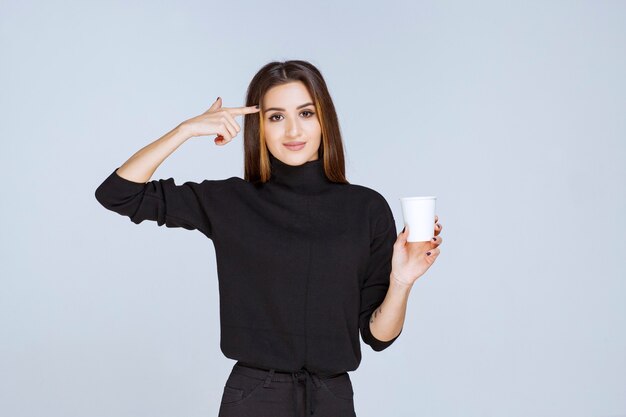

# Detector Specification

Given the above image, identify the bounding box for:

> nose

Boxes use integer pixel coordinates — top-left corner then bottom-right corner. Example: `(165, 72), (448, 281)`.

(285, 117), (302, 138)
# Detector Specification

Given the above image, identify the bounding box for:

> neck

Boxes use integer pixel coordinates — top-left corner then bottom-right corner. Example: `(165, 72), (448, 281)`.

(269, 153), (331, 193)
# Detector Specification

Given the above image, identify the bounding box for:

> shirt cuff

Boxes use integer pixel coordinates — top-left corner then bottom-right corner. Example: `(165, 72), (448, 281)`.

(363, 323), (403, 352)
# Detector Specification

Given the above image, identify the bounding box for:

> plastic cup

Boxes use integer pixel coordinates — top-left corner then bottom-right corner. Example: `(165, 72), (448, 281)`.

(400, 196), (437, 242)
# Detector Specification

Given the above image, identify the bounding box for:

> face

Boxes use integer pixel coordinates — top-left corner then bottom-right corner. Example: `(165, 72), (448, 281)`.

(262, 81), (322, 166)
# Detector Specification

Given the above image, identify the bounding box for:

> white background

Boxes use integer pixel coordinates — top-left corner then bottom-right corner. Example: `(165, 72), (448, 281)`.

(1, 1), (624, 416)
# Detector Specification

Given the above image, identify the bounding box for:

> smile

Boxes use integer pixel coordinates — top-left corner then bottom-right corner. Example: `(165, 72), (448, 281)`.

(284, 142), (306, 151)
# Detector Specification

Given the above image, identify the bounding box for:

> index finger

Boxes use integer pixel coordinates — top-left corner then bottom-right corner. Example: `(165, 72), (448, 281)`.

(227, 105), (261, 116)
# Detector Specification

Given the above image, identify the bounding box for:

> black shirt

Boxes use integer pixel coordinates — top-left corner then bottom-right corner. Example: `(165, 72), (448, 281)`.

(95, 153), (402, 375)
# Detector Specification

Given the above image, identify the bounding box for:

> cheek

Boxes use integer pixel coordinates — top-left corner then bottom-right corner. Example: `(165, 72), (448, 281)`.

(305, 120), (322, 136)
(264, 125), (280, 141)
(263, 129), (284, 152)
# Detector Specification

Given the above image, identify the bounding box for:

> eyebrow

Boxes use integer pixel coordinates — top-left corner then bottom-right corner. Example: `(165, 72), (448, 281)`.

(264, 102), (315, 112)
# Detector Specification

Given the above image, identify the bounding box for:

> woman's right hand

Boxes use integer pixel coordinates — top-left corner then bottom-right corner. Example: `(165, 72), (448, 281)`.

(181, 97), (260, 145)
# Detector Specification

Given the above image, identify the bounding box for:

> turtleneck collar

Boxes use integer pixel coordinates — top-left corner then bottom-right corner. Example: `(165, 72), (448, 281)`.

(268, 153), (332, 193)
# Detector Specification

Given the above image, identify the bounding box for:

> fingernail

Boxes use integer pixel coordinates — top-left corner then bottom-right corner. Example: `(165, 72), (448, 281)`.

(402, 226), (406, 233)
(255, 104), (259, 109)
(217, 96), (220, 100)
(432, 237), (436, 241)
(426, 251), (432, 256)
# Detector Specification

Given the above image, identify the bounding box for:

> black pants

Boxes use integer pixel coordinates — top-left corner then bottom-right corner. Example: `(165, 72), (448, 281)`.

(218, 361), (357, 417)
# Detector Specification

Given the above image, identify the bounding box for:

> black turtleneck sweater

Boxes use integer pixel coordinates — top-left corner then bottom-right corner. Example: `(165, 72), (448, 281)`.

(95, 153), (402, 375)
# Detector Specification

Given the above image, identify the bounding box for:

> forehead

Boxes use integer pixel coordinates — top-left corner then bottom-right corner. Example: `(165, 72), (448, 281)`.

(263, 81), (313, 106)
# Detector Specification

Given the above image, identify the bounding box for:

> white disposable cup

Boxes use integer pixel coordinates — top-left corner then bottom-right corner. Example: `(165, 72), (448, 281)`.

(399, 196), (437, 242)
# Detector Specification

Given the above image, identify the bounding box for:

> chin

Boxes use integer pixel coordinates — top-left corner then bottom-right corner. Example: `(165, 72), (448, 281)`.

(280, 154), (314, 166)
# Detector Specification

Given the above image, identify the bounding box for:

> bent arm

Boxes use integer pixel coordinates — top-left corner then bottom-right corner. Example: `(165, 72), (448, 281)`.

(359, 194), (404, 351)
(94, 123), (216, 238)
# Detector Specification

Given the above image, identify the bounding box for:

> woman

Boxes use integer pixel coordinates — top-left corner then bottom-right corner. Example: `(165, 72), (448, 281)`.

(95, 60), (443, 417)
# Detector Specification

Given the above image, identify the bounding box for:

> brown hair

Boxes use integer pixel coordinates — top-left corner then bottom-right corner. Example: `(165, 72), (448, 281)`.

(242, 60), (349, 185)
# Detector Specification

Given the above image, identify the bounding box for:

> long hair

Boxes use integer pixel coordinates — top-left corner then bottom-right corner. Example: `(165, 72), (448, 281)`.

(242, 60), (349, 185)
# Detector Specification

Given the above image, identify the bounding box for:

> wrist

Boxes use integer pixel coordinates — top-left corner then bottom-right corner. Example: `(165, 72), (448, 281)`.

(390, 271), (415, 289)
(176, 121), (195, 139)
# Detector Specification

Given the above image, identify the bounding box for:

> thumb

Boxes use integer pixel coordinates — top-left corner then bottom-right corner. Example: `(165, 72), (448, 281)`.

(397, 225), (409, 245)
(206, 96), (222, 113)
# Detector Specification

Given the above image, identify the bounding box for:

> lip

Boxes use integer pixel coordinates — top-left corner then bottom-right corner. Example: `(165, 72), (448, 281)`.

(284, 141), (306, 151)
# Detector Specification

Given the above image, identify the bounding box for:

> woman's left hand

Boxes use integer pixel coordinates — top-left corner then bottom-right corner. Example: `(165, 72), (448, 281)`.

(390, 215), (443, 287)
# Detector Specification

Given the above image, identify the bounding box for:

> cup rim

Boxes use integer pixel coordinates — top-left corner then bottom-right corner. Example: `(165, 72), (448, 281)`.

(400, 196), (437, 200)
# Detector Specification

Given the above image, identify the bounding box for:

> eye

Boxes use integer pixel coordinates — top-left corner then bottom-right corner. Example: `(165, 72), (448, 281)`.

(268, 110), (315, 122)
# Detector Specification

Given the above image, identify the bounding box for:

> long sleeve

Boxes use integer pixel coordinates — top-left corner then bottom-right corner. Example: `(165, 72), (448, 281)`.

(95, 167), (215, 239)
(359, 194), (403, 351)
